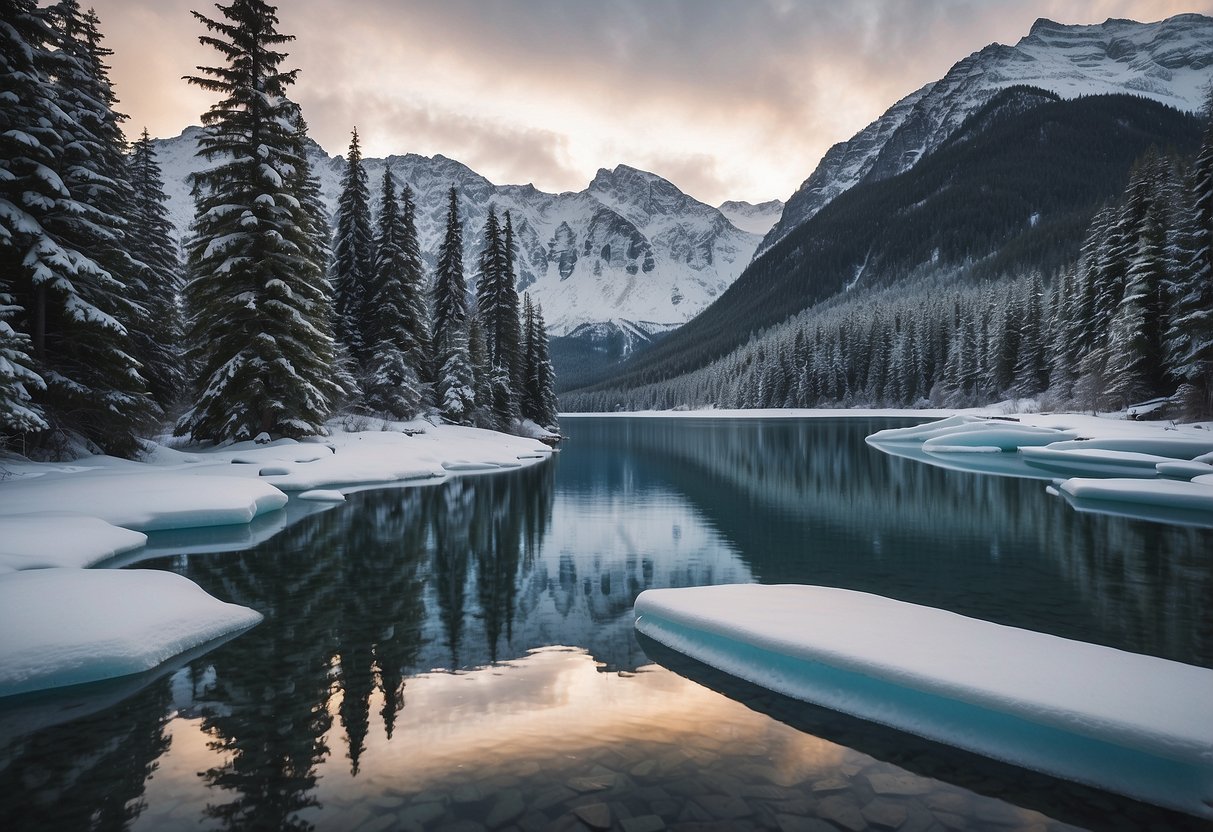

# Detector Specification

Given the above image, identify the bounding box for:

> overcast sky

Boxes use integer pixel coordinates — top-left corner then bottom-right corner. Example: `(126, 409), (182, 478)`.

(88, 0), (1210, 205)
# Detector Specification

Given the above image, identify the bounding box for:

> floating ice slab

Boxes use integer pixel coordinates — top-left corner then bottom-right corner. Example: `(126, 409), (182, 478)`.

(865, 414), (987, 442)
(921, 425), (1078, 452)
(0, 472), (287, 531)
(1044, 437), (1213, 460)
(1060, 478), (1213, 511)
(0, 515), (147, 572)
(1020, 446), (1166, 479)
(296, 489), (345, 502)
(634, 584), (1213, 818)
(0, 568), (262, 698)
(1157, 460), (1213, 480)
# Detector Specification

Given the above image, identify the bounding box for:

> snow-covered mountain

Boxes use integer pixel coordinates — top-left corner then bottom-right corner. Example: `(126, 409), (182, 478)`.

(716, 199), (784, 235)
(152, 129), (762, 337)
(758, 13), (1213, 259)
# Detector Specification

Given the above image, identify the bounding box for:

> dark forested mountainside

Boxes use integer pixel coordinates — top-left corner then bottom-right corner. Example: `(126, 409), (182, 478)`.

(575, 90), (1204, 396)
(565, 105), (1213, 418)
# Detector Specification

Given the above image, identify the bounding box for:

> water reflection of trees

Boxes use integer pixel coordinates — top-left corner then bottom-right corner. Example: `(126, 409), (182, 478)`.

(565, 418), (1213, 668)
(168, 462), (555, 828)
(0, 680), (171, 832)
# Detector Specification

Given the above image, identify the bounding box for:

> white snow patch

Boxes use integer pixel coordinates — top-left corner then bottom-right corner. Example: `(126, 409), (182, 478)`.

(635, 584), (1213, 818)
(0, 472), (288, 531)
(0, 515), (147, 572)
(296, 489), (345, 502)
(0, 568), (261, 697)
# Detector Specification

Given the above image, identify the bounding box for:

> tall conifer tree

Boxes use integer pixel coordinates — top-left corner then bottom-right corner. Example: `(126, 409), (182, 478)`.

(0, 0), (154, 453)
(1167, 95), (1213, 416)
(0, 0), (54, 437)
(331, 127), (374, 367)
(178, 0), (340, 441)
(363, 167), (422, 418)
(432, 188), (475, 423)
(127, 128), (184, 412)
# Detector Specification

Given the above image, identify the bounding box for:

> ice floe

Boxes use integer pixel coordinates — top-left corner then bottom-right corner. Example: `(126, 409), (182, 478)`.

(1020, 446), (1167, 479)
(1059, 478), (1213, 511)
(634, 584), (1213, 818)
(296, 489), (346, 502)
(0, 568), (262, 698)
(0, 515), (147, 573)
(921, 425), (1078, 452)
(1156, 460), (1213, 479)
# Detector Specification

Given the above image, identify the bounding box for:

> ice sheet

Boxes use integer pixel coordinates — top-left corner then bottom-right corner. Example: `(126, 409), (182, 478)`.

(0, 568), (262, 697)
(634, 584), (1213, 818)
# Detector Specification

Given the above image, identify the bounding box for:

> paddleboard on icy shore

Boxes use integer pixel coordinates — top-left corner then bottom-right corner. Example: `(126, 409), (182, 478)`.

(633, 584), (1213, 819)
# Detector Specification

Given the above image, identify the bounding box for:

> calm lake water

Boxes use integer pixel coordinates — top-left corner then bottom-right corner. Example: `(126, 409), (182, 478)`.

(2, 416), (1211, 831)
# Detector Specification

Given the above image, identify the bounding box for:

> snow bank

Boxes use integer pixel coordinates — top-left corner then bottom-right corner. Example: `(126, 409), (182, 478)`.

(0, 568), (262, 698)
(0, 472), (287, 531)
(0, 515), (147, 573)
(634, 584), (1213, 818)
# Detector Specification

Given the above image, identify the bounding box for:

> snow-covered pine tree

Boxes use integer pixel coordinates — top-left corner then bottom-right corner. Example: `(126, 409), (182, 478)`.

(1166, 94), (1213, 417)
(4, 0), (155, 454)
(467, 311), (493, 425)
(0, 294), (45, 436)
(1105, 156), (1173, 409)
(1011, 272), (1047, 398)
(475, 207), (522, 426)
(397, 184), (430, 384)
(331, 127), (374, 370)
(362, 166), (422, 419)
(432, 187), (475, 423)
(0, 0), (54, 438)
(177, 0), (340, 442)
(520, 293), (537, 421)
(127, 128), (184, 412)
(501, 211), (525, 396)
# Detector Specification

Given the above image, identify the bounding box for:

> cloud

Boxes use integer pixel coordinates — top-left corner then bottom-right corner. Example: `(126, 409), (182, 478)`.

(89, 0), (1213, 205)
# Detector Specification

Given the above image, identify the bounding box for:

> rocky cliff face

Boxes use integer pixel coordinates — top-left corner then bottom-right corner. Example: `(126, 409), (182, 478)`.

(153, 133), (762, 337)
(758, 13), (1213, 259)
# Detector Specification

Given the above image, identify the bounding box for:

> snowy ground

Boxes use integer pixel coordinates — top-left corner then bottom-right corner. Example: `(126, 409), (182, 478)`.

(0, 420), (556, 697)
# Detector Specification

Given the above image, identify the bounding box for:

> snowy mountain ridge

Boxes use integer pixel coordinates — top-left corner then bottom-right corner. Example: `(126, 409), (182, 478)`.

(152, 129), (763, 337)
(758, 13), (1213, 258)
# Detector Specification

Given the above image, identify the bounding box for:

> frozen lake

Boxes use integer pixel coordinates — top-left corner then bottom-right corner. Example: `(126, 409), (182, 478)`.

(2, 416), (1210, 830)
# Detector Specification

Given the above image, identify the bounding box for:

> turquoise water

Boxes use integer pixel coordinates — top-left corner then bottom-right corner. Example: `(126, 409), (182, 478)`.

(1, 416), (1209, 831)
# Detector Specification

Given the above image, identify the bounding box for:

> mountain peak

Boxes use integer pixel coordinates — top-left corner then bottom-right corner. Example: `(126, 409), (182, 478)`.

(757, 13), (1213, 259)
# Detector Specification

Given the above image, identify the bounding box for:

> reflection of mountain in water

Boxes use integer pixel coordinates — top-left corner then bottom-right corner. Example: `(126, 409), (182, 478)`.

(562, 417), (1213, 668)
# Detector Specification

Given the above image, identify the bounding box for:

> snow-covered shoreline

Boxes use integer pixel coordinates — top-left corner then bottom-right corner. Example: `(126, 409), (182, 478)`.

(0, 421), (556, 698)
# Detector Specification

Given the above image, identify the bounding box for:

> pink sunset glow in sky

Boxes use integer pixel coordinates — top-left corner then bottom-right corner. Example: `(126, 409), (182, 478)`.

(88, 0), (1211, 205)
